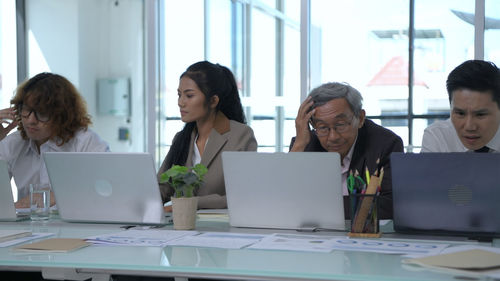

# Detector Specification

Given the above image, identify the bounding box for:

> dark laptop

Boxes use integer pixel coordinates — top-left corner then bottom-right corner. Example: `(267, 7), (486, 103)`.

(391, 152), (500, 239)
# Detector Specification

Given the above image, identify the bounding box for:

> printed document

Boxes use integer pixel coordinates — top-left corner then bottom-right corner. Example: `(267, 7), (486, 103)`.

(248, 233), (339, 253)
(166, 232), (267, 249)
(86, 229), (198, 247)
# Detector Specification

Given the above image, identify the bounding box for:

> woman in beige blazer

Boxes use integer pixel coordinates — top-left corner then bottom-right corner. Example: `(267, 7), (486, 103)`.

(158, 61), (257, 211)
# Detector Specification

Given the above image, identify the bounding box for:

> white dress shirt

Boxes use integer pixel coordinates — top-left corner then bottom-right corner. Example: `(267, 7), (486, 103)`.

(0, 129), (110, 199)
(421, 118), (500, 152)
(341, 137), (357, 196)
(192, 134), (209, 166)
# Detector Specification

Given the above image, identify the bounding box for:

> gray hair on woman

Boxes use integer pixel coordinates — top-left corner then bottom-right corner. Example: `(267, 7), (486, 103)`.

(308, 82), (363, 117)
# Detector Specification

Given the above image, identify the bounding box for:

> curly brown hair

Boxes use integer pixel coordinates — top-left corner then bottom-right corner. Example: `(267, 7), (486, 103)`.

(10, 72), (92, 145)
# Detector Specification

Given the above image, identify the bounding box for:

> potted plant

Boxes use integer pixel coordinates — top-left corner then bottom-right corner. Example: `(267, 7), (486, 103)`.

(160, 163), (207, 230)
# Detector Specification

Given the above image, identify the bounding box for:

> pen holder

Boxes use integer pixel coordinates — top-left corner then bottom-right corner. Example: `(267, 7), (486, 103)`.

(348, 193), (381, 238)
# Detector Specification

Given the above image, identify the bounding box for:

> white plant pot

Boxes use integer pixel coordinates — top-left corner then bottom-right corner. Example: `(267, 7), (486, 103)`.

(171, 197), (198, 230)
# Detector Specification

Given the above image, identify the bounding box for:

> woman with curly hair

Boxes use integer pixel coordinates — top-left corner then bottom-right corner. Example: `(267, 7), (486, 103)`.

(0, 72), (109, 207)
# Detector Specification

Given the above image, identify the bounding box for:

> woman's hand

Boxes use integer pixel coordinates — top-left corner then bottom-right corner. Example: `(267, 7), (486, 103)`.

(290, 96), (315, 152)
(0, 108), (18, 141)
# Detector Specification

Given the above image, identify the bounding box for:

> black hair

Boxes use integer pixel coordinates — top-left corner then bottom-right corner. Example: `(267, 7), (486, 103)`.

(446, 60), (500, 108)
(167, 61), (246, 167)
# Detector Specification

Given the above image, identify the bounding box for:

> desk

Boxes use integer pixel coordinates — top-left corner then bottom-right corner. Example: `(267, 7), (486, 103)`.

(0, 216), (498, 281)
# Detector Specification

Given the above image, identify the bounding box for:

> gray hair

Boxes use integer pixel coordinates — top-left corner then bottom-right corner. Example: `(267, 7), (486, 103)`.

(309, 82), (363, 117)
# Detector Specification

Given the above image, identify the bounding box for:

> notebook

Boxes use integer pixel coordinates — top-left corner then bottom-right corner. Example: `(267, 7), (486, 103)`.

(43, 152), (166, 225)
(222, 152), (345, 231)
(0, 160), (30, 221)
(391, 152), (500, 238)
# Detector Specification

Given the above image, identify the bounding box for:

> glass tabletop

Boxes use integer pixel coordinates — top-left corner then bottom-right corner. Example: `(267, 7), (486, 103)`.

(0, 217), (497, 281)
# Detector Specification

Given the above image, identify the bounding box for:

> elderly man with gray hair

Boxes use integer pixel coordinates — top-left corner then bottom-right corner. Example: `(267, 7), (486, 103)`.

(290, 82), (403, 219)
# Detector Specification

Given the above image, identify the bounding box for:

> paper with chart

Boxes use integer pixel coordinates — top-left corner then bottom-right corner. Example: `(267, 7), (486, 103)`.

(86, 229), (198, 247)
(166, 232), (267, 249)
(248, 233), (449, 255)
(330, 238), (449, 256)
(247, 233), (340, 253)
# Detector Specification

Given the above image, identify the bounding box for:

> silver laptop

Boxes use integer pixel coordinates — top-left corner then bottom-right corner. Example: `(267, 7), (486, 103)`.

(222, 152), (345, 231)
(0, 160), (30, 221)
(391, 152), (500, 238)
(43, 152), (165, 225)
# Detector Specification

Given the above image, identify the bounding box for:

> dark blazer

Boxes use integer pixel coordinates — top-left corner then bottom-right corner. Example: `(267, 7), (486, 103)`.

(290, 119), (404, 219)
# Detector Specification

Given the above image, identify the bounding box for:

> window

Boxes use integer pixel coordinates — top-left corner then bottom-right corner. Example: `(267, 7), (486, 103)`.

(0, 0), (17, 108)
(158, 0), (205, 162)
(485, 0), (500, 66)
(158, 0), (301, 163)
(0, 0), (18, 199)
(23, 0), (146, 153)
(310, 0), (475, 149)
(412, 0), (474, 146)
(6, 0), (494, 163)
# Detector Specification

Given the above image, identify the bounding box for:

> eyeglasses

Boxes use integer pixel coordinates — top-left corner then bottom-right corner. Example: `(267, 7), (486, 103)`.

(312, 116), (355, 137)
(19, 105), (50, 123)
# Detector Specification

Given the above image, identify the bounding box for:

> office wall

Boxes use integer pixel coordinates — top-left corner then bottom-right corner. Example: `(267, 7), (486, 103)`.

(26, 0), (145, 152)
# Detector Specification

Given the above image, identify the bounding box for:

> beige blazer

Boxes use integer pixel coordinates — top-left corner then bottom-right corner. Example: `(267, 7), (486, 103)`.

(158, 113), (257, 209)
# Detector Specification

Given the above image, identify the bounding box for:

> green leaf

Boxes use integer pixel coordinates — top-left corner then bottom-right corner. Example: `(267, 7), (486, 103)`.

(160, 164), (207, 198)
(193, 164), (208, 178)
(165, 165), (188, 178)
(159, 172), (169, 183)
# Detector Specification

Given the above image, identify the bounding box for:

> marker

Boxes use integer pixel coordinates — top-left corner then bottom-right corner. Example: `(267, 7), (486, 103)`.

(365, 167), (370, 185)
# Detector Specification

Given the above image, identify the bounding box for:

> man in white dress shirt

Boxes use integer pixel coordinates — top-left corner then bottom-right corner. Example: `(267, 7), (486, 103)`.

(422, 60), (500, 153)
(0, 72), (109, 207)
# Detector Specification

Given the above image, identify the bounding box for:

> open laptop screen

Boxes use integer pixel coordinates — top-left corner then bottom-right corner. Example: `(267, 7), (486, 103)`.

(222, 152), (345, 231)
(0, 160), (29, 221)
(391, 152), (500, 238)
(43, 152), (165, 225)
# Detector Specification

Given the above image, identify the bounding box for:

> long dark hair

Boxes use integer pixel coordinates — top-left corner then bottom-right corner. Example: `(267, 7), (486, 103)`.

(167, 61), (246, 167)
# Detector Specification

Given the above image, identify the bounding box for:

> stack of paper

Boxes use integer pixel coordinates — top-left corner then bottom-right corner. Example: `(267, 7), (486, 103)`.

(14, 238), (90, 253)
(0, 230), (31, 243)
(403, 248), (500, 278)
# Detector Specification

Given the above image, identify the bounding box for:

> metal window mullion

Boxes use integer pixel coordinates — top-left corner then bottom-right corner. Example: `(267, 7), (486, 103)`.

(474, 0), (485, 59)
(144, 0), (159, 162)
(243, 3), (252, 121)
(275, 0), (284, 152)
(16, 0), (27, 83)
(300, 0), (310, 102)
(408, 0), (415, 146)
(204, 0), (209, 59)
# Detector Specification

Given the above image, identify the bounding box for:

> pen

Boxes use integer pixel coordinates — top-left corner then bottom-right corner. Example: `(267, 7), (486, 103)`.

(365, 167), (370, 185)
(353, 170), (365, 192)
(378, 167), (384, 192)
(362, 195), (377, 232)
(347, 170), (354, 193)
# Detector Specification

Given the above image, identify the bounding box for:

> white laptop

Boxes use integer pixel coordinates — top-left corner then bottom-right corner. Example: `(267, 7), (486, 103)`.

(222, 152), (345, 231)
(0, 160), (30, 221)
(43, 152), (166, 225)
